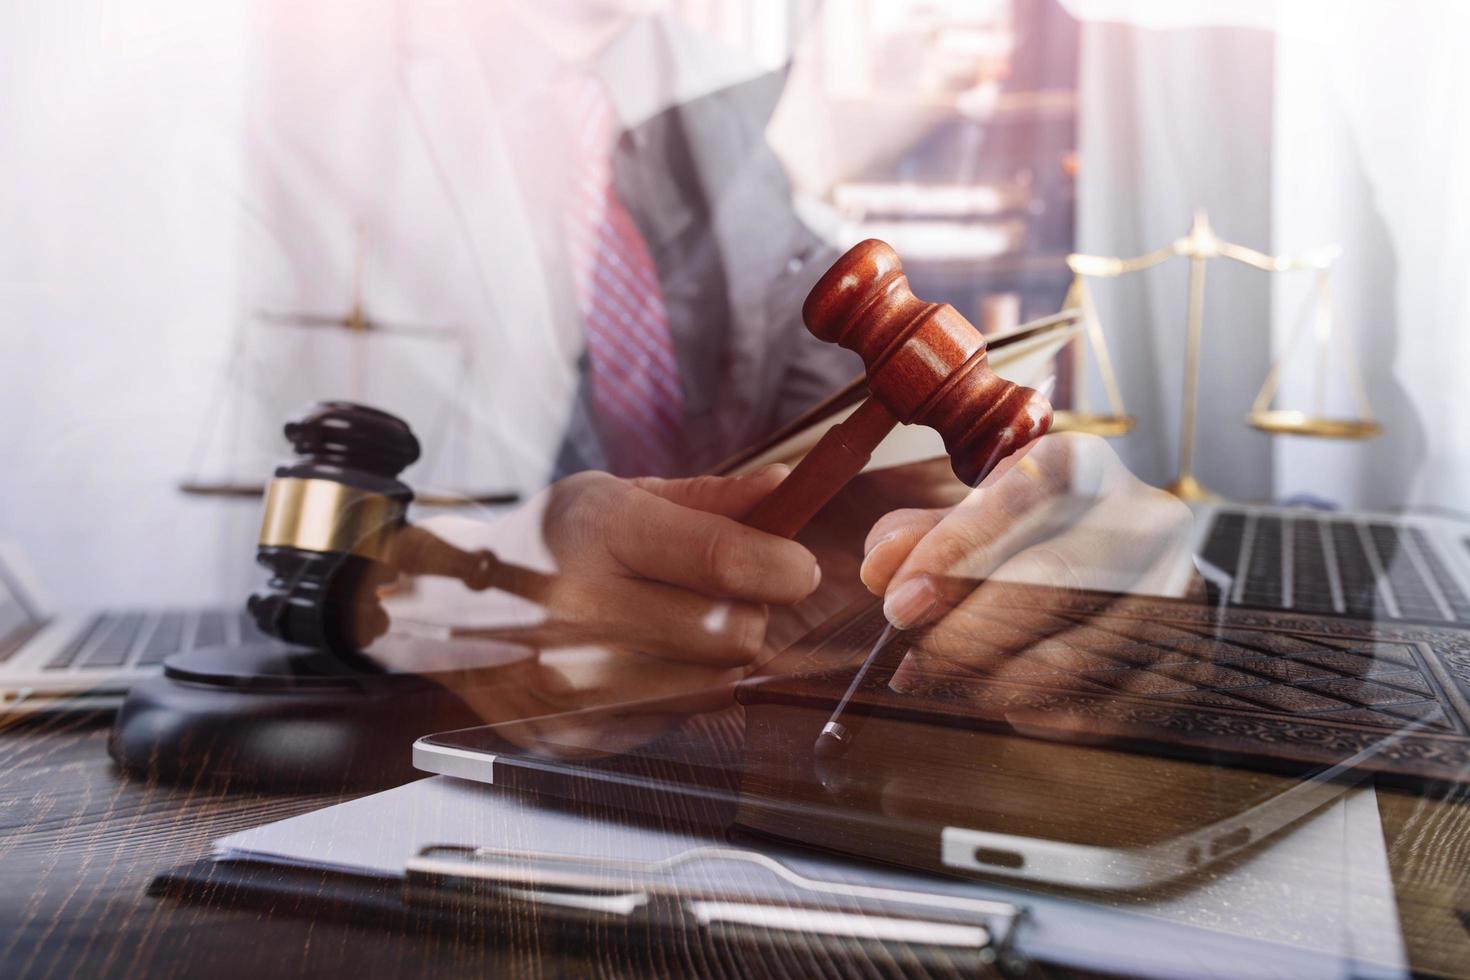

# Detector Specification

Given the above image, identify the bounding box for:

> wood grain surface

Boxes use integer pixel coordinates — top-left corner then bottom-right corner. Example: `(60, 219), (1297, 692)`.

(0, 710), (797, 979)
(2, 692), (1469, 977)
(1378, 783), (1470, 978)
(0, 475), (909, 980)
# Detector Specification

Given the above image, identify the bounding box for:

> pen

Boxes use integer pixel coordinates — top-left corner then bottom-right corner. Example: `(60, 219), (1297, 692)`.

(812, 622), (906, 760)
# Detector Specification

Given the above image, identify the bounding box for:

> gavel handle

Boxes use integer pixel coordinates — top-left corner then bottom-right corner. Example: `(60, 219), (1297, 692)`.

(742, 397), (900, 539)
(391, 524), (554, 604)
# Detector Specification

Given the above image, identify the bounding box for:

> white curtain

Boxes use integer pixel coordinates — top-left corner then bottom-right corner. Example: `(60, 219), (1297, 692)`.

(1270, 1), (1470, 513)
(0, 0), (259, 608)
(1069, 0), (1470, 512)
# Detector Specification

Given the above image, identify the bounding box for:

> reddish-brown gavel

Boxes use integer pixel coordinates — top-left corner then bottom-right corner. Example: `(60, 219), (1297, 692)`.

(742, 239), (1053, 539)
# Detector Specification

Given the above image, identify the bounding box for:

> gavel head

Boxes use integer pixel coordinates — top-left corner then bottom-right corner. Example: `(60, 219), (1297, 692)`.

(248, 402), (419, 655)
(803, 240), (1053, 485)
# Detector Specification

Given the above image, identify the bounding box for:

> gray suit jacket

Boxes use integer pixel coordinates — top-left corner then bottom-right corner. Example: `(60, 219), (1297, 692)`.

(553, 67), (860, 478)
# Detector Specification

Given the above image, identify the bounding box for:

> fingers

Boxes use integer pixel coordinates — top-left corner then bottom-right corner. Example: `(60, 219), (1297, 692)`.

(886, 490), (1190, 690)
(889, 582), (1123, 693)
(879, 492), (1090, 628)
(632, 464), (790, 519)
(574, 477), (821, 605)
(883, 445), (1073, 616)
(860, 508), (946, 595)
(983, 483), (1192, 596)
(878, 444), (1194, 688)
(623, 504), (820, 604)
(876, 433), (1154, 628)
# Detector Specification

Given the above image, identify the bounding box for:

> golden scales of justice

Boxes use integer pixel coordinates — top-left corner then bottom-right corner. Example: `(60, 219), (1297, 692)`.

(179, 226), (519, 507)
(1051, 210), (1380, 501)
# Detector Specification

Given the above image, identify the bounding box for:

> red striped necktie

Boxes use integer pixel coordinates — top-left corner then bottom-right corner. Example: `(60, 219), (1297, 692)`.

(560, 73), (685, 477)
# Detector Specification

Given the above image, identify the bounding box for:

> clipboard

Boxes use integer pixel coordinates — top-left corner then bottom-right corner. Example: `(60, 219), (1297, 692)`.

(150, 775), (1029, 976)
(149, 847), (1026, 975)
(153, 775), (1407, 978)
(403, 844), (1028, 972)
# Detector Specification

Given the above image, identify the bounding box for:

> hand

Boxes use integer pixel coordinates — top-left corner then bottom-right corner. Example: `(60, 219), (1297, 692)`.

(857, 432), (1198, 689)
(371, 466), (822, 741)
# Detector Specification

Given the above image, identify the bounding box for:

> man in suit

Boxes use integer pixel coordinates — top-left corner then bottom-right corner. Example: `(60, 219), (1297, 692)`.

(261, 0), (856, 720)
(496, 3), (861, 479)
(251, 0), (858, 492)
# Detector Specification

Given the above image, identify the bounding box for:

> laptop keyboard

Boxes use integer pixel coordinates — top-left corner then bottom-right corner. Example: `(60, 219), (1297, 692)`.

(1200, 509), (1470, 625)
(43, 609), (268, 672)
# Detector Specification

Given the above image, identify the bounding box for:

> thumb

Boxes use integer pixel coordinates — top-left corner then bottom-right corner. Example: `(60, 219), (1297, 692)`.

(631, 464), (789, 520)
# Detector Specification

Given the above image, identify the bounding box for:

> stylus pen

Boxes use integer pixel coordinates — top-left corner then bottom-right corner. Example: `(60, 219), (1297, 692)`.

(812, 622), (904, 761)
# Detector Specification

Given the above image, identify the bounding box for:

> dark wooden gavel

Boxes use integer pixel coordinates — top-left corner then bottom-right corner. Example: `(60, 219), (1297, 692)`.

(249, 402), (552, 654)
(741, 238), (1053, 538)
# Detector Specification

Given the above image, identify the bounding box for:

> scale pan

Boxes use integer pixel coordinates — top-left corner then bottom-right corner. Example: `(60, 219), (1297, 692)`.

(1049, 411), (1136, 438)
(1246, 410), (1381, 440)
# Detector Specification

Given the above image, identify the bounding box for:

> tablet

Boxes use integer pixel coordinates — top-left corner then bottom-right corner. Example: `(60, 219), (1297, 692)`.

(414, 594), (1430, 892)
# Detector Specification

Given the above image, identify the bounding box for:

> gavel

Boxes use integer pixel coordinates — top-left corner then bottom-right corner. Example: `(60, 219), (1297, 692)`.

(249, 240), (1050, 654)
(742, 238), (1052, 537)
(248, 402), (547, 655)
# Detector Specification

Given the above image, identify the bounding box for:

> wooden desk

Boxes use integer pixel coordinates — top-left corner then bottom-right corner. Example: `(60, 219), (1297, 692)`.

(3, 703), (1468, 978)
(2, 710), (620, 978)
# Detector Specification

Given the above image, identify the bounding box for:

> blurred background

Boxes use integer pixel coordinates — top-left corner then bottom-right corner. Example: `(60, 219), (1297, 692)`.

(2, 0), (1467, 609)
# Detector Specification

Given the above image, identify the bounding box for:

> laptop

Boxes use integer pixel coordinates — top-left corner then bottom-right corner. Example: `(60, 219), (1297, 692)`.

(0, 542), (268, 713)
(1187, 502), (1470, 627)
